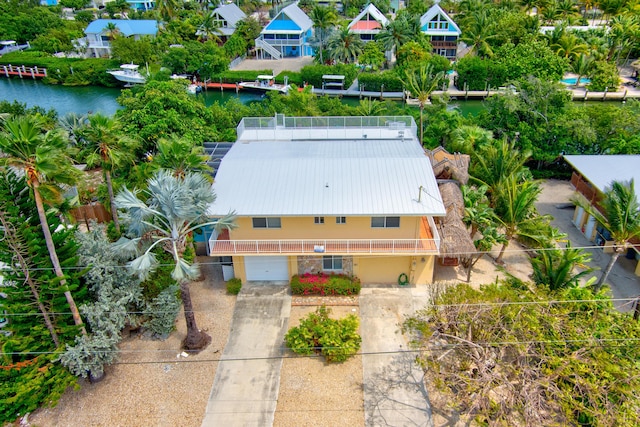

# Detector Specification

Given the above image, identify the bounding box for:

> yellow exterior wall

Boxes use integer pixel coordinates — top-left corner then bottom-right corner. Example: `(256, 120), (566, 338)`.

(354, 255), (435, 285)
(232, 255), (247, 283)
(231, 216), (423, 240)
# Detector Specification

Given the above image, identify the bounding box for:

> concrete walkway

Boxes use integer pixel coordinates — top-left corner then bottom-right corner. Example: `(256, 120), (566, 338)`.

(360, 284), (433, 427)
(201, 283), (291, 427)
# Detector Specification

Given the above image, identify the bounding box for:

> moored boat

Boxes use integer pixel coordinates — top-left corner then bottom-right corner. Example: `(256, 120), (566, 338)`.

(107, 64), (147, 85)
(238, 75), (289, 93)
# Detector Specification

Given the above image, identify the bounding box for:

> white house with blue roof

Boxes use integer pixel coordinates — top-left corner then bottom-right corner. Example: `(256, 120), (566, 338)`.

(420, 3), (461, 60)
(255, 3), (313, 60)
(84, 19), (158, 58)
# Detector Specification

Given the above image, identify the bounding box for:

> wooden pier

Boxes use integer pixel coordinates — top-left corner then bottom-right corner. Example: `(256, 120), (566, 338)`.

(1, 64), (47, 79)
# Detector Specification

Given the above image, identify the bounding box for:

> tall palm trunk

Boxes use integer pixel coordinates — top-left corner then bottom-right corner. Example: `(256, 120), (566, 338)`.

(0, 211), (60, 347)
(32, 180), (86, 334)
(419, 106), (424, 145)
(594, 248), (622, 292)
(179, 280), (211, 350)
(104, 169), (120, 233)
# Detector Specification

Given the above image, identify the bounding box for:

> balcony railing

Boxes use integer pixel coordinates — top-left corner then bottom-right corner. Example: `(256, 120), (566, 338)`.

(209, 237), (440, 256)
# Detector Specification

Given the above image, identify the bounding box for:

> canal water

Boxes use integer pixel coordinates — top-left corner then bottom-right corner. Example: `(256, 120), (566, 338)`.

(0, 77), (485, 117)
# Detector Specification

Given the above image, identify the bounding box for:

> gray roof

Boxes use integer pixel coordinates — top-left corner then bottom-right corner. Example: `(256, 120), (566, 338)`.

(212, 3), (246, 35)
(564, 155), (640, 201)
(209, 134), (445, 217)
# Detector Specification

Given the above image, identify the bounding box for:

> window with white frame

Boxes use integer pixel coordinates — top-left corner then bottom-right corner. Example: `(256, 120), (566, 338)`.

(336, 216), (346, 224)
(371, 216), (400, 228)
(323, 256), (343, 271)
(314, 216), (325, 224)
(252, 217), (282, 228)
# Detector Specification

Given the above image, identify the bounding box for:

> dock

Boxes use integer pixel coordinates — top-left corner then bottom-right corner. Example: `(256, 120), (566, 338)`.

(1, 64), (47, 79)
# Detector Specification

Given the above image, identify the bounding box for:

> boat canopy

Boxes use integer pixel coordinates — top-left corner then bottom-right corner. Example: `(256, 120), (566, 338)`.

(0, 40), (17, 46)
(256, 75), (275, 80)
(120, 64), (140, 70)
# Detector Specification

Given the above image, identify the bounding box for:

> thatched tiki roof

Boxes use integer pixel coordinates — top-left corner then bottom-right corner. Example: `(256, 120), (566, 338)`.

(437, 182), (475, 259)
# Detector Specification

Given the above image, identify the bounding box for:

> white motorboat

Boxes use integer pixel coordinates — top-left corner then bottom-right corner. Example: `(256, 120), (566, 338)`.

(238, 75), (289, 93)
(107, 64), (147, 84)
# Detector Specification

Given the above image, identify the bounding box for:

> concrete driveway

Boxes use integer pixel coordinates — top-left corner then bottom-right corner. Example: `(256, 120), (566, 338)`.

(536, 180), (640, 311)
(201, 283), (291, 427)
(360, 284), (434, 427)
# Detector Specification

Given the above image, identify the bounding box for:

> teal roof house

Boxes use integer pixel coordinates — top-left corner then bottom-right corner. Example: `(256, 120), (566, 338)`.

(420, 3), (461, 60)
(84, 19), (158, 58)
(255, 3), (313, 60)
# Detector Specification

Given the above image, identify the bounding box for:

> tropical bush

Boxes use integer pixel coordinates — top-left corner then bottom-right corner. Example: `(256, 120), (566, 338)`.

(357, 70), (403, 92)
(404, 282), (640, 426)
(285, 306), (361, 363)
(300, 63), (358, 88)
(226, 278), (242, 295)
(290, 272), (361, 295)
(145, 284), (181, 338)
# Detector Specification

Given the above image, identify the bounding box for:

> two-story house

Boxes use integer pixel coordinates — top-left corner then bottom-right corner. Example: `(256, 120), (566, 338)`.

(84, 19), (158, 58)
(420, 3), (461, 60)
(207, 115), (446, 285)
(254, 3), (313, 60)
(197, 3), (246, 43)
(347, 3), (389, 43)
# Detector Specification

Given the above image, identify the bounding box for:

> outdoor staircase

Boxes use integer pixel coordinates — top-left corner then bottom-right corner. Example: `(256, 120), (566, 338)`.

(255, 38), (282, 60)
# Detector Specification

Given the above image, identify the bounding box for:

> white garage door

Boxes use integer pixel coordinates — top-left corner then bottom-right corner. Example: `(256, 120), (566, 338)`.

(244, 256), (289, 281)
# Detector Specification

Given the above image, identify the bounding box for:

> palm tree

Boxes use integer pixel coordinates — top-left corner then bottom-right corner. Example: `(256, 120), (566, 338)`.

(449, 125), (494, 154)
(104, 22), (120, 41)
(461, 10), (499, 57)
(530, 244), (594, 291)
(470, 138), (531, 202)
(575, 180), (640, 292)
(309, 5), (338, 64)
(153, 135), (213, 178)
(155, 0), (180, 21)
(114, 170), (236, 351)
(355, 98), (386, 116)
(0, 116), (85, 331)
(376, 15), (415, 56)
(198, 12), (223, 44)
(79, 113), (139, 234)
(400, 64), (445, 145)
(326, 26), (364, 64)
(571, 53), (595, 86)
(493, 176), (543, 264)
(552, 34), (588, 60)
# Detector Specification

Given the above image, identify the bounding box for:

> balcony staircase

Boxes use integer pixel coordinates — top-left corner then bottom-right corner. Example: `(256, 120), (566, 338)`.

(255, 38), (282, 60)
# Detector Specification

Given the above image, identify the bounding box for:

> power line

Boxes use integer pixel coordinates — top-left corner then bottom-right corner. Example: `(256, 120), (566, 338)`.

(4, 337), (640, 359)
(3, 296), (639, 318)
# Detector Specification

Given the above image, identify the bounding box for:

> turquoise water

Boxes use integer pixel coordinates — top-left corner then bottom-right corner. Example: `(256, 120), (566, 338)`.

(561, 77), (591, 85)
(0, 77), (487, 118)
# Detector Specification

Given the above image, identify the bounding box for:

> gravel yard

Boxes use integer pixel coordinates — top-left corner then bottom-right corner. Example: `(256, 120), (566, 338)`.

(28, 261), (235, 427)
(274, 305), (364, 427)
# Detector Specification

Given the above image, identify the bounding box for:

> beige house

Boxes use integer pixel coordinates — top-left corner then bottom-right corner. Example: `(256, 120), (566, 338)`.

(207, 115), (446, 285)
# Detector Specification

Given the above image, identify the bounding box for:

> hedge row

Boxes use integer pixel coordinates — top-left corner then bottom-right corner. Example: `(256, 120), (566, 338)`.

(357, 70), (403, 92)
(0, 51), (120, 87)
(300, 63), (358, 89)
(290, 272), (361, 296)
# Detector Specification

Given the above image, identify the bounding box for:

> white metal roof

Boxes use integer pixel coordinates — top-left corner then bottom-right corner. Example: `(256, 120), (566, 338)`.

(209, 123), (445, 217)
(563, 155), (640, 201)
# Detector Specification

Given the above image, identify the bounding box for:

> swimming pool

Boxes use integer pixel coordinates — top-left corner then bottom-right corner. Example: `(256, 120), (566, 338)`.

(561, 77), (591, 85)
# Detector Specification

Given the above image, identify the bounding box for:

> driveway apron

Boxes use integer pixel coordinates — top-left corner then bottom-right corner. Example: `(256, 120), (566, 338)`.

(201, 283), (291, 427)
(360, 285), (433, 427)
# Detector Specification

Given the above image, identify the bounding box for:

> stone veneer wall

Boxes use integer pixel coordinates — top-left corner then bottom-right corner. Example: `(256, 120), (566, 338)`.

(297, 256), (353, 275)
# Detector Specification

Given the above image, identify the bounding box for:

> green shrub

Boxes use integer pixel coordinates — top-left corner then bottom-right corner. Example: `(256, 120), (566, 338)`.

(300, 63), (358, 88)
(358, 70), (403, 92)
(226, 277), (242, 295)
(290, 272), (361, 296)
(285, 305), (361, 363)
(144, 284), (180, 338)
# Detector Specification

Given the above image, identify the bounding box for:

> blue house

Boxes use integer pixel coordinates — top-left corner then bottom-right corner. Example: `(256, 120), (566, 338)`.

(420, 3), (461, 60)
(255, 3), (313, 60)
(84, 19), (158, 58)
(126, 0), (154, 11)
